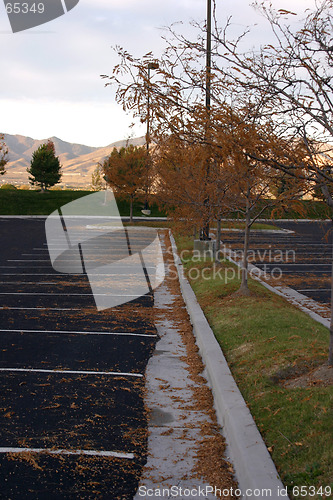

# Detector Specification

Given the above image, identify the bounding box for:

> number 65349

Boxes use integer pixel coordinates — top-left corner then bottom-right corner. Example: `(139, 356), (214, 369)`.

(5, 3), (45, 14)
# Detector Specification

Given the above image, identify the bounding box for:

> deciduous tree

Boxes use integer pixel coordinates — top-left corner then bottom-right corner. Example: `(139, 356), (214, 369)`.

(207, 0), (333, 362)
(101, 2), (333, 362)
(0, 134), (8, 176)
(221, 110), (308, 294)
(91, 164), (104, 191)
(102, 145), (147, 222)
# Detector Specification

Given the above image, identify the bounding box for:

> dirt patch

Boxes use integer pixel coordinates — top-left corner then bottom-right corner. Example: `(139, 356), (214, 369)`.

(231, 288), (257, 298)
(271, 359), (333, 388)
(284, 362), (333, 388)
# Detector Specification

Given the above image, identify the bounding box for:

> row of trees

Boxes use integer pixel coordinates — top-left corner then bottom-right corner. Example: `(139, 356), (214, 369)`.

(101, 110), (308, 289)
(101, 0), (333, 364)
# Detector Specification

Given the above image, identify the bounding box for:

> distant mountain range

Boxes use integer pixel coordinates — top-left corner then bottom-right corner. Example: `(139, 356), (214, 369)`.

(2, 134), (146, 188)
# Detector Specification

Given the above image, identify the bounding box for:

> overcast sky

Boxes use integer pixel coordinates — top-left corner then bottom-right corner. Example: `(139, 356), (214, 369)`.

(0, 0), (315, 147)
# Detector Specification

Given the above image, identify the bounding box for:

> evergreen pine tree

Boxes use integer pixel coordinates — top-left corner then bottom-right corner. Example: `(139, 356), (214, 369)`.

(27, 140), (62, 191)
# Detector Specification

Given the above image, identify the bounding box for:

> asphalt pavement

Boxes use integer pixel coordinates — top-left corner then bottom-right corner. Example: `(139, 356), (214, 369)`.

(0, 217), (157, 499)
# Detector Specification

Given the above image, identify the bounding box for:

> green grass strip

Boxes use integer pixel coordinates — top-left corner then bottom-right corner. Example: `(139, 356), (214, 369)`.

(0, 190), (165, 217)
(175, 235), (333, 499)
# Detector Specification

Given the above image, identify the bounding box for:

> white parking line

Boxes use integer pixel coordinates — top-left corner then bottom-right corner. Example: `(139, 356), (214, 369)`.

(0, 329), (158, 338)
(280, 271), (331, 273)
(0, 282), (83, 285)
(22, 253), (49, 256)
(0, 307), (81, 311)
(0, 293), (145, 296)
(8, 260), (51, 263)
(0, 270), (155, 275)
(254, 261), (331, 266)
(0, 447), (134, 459)
(0, 267), (156, 271)
(0, 266), (52, 269)
(0, 368), (143, 377)
(285, 243), (332, 246)
(265, 270), (330, 274)
(233, 243), (332, 247)
(0, 292), (102, 296)
(0, 274), (83, 277)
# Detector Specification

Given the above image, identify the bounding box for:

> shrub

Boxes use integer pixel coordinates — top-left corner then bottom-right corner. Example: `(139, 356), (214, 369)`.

(0, 184), (17, 190)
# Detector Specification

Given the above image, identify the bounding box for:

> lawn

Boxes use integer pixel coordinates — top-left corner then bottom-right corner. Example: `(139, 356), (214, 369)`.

(0, 189), (165, 217)
(175, 234), (333, 500)
(0, 189), (331, 221)
(212, 220), (280, 231)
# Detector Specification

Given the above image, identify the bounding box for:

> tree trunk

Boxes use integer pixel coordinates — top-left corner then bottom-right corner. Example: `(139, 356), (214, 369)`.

(130, 196), (133, 224)
(239, 199), (251, 295)
(215, 217), (221, 262)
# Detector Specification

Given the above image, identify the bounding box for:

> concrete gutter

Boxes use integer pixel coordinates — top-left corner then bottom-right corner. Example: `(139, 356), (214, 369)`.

(169, 233), (287, 500)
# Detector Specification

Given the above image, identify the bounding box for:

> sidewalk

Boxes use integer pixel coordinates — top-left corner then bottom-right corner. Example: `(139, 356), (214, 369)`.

(135, 230), (238, 500)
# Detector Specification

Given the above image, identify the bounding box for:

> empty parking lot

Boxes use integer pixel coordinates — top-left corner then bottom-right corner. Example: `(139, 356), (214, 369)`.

(0, 216), (158, 499)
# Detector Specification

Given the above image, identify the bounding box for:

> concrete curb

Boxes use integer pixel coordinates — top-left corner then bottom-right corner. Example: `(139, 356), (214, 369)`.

(169, 233), (287, 500)
(224, 249), (330, 330)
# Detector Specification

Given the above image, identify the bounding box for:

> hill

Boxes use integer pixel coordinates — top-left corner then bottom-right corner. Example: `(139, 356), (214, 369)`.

(2, 134), (146, 188)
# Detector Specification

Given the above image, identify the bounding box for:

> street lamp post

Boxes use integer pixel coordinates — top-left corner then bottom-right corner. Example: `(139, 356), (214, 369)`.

(200, 0), (212, 240)
(142, 61), (159, 215)
(206, 0), (211, 115)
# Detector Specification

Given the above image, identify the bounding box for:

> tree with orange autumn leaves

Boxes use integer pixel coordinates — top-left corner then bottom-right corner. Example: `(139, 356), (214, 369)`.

(103, 52), (308, 295)
(101, 145), (148, 223)
(102, 0), (333, 363)
(154, 104), (308, 293)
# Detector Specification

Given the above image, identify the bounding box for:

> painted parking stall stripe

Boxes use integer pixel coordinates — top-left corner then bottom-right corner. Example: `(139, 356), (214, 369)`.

(0, 328), (158, 338)
(0, 448), (135, 460)
(0, 368), (143, 377)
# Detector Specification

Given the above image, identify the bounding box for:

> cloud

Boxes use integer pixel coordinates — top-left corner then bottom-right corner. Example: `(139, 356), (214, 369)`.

(0, 0), (319, 146)
(0, 98), (144, 147)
